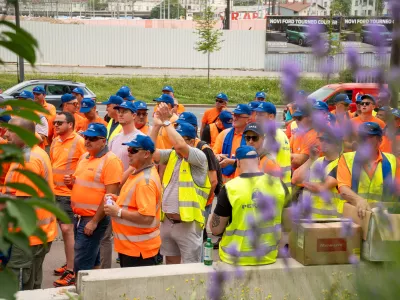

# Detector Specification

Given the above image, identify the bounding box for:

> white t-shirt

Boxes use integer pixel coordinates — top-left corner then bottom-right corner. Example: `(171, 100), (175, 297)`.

(109, 129), (145, 171)
(36, 115), (48, 137)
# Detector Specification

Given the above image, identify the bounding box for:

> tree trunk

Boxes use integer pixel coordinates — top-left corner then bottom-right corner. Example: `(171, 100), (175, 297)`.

(390, 20), (400, 109)
(208, 51), (210, 86)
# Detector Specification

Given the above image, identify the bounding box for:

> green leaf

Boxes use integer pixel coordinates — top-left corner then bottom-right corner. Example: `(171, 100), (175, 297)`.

(14, 169), (54, 200)
(5, 232), (32, 257)
(6, 201), (38, 236)
(0, 123), (38, 147)
(4, 182), (40, 198)
(0, 235), (11, 256)
(1, 100), (48, 115)
(0, 267), (18, 300)
(0, 144), (24, 164)
(1, 109), (40, 123)
(25, 198), (70, 224)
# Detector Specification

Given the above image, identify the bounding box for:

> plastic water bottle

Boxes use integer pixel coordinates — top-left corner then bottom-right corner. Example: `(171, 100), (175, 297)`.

(203, 238), (213, 266)
(106, 195), (114, 206)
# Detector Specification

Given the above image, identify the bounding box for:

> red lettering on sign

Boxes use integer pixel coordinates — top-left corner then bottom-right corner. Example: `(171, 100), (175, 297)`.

(317, 238), (347, 252)
(252, 12), (258, 19)
(243, 13), (251, 19)
(231, 12), (239, 20)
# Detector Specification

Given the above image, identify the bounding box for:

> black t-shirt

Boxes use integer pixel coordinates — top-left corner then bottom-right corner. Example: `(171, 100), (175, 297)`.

(202, 147), (218, 172)
(214, 172), (265, 221)
(201, 124), (212, 145)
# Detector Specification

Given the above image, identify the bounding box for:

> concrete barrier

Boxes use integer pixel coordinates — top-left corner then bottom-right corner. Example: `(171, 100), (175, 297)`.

(17, 286), (77, 300)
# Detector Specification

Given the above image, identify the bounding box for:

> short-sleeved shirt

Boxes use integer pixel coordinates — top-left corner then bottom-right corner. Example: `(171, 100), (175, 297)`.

(351, 115), (386, 132)
(158, 147), (208, 214)
(109, 129), (145, 171)
(290, 127), (320, 169)
(81, 115), (108, 131)
(202, 107), (221, 125)
(36, 115), (49, 137)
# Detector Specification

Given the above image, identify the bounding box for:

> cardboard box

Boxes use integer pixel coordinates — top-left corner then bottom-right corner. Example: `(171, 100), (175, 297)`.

(343, 203), (400, 261)
(289, 219), (361, 266)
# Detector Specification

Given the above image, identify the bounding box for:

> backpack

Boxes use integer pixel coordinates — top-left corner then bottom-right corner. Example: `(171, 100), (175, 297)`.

(196, 140), (223, 196)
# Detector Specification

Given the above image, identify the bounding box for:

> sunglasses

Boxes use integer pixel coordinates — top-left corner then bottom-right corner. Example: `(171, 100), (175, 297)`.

(245, 135), (260, 142)
(360, 102), (372, 106)
(137, 112), (148, 117)
(84, 136), (105, 142)
(216, 99), (225, 104)
(127, 147), (143, 154)
(53, 121), (67, 126)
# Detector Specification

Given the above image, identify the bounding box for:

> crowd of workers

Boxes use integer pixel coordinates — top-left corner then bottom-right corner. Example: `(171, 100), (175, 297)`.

(0, 84), (399, 290)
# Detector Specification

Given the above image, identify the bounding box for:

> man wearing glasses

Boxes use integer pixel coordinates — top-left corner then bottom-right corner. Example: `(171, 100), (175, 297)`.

(200, 93), (229, 137)
(351, 94), (386, 132)
(134, 101), (150, 134)
(104, 135), (162, 268)
(60, 93), (85, 133)
(50, 112), (86, 287)
(64, 123), (123, 275)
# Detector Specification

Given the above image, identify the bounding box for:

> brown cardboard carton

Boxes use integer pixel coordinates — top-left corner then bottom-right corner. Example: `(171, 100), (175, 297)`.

(343, 203), (400, 261)
(289, 219), (361, 266)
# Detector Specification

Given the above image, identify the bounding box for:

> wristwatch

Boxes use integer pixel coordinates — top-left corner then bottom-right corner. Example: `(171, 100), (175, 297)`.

(117, 208), (122, 218)
(162, 120), (171, 127)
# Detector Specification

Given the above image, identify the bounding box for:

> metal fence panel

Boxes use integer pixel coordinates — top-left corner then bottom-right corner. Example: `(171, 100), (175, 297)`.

(0, 22), (266, 70)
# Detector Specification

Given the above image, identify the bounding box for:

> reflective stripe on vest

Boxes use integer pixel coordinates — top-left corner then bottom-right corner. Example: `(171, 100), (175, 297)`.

(343, 151), (396, 203)
(220, 174), (285, 266)
(52, 135), (81, 175)
(37, 216), (55, 226)
(114, 229), (160, 242)
(162, 150), (211, 226)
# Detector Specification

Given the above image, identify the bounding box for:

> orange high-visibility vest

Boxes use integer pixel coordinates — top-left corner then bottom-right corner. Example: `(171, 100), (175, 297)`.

(209, 123), (221, 148)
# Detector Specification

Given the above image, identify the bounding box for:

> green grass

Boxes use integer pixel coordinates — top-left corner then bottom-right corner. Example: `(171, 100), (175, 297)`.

(0, 73), (337, 104)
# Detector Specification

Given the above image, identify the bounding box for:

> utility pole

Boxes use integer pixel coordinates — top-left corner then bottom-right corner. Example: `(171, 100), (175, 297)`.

(225, 0), (230, 29)
(15, 0), (24, 82)
(132, 0), (134, 18)
(168, 0), (170, 19)
(125, 0), (127, 17)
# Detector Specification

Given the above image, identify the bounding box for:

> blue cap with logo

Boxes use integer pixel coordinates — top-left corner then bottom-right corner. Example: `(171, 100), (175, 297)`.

(162, 85), (174, 93)
(235, 145), (259, 160)
(60, 94), (77, 107)
(134, 101), (148, 110)
(79, 98), (96, 113)
(248, 101), (261, 111)
(392, 108), (400, 118)
(122, 135), (155, 153)
(113, 101), (137, 113)
(82, 123), (107, 137)
(17, 90), (34, 100)
(358, 122), (383, 137)
(255, 91), (266, 99)
(356, 94), (363, 103)
(72, 87), (84, 96)
(254, 101), (277, 115)
(244, 122), (264, 136)
(216, 93), (228, 102)
(232, 104), (251, 116)
(32, 86), (46, 94)
(175, 122), (197, 139)
(292, 107), (309, 118)
(313, 100), (329, 112)
(361, 94), (376, 104)
(175, 112), (198, 127)
(117, 87), (135, 101)
(219, 111), (233, 129)
(334, 94), (352, 104)
(153, 94), (175, 107)
(102, 95), (124, 105)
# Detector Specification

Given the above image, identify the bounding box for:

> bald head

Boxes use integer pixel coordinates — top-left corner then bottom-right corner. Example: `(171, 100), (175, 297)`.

(237, 157), (260, 173)
(10, 117), (35, 134)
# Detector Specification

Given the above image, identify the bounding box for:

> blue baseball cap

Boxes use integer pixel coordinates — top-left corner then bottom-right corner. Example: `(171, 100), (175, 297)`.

(175, 112), (198, 127)
(255, 91), (266, 99)
(248, 101), (261, 111)
(175, 122), (196, 139)
(254, 102), (277, 115)
(17, 90), (34, 100)
(313, 101), (329, 112)
(32, 86), (46, 94)
(219, 111), (233, 129)
(292, 108), (310, 118)
(153, 94), (175, 107)
(216, 93), (228, 102)
(358, 122), (383, 137)
(82, 123), (107, 138)
(162, 85), (174, 93)
(361, 94), (376, 104)
(378, 106), (391, 112)
(244, 122), (264, 136)
(122, 135), (155, 153)
(117, 87), (135, 101)
(235, 145), (259, 160)
(134, 101), (148, 110)
(72, 87), (84, 96)
(102, 95), (124, 105)
(232, 104), (251, 116)
(113, 101), (137, 113)
(391, 108), (400, 118)
(335, 94), (352, 105)
(356, 94), (363, 103)
(79, 98), (96, 113)
(0, 114), (11, 123)
(60, 94), (77, 107)
(297, 90), (307, 96)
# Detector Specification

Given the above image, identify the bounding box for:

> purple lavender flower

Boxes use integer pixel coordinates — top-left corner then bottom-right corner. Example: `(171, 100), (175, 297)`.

(311, 160), (326, 181)
(311, 111), (330, 133)
(300, 193), (312, 221)
(234, 267), (245, 279)
(225, 243), (241, 258)
(252, 243), (271, 259)
(281, 61), (300, 104)
(378, 87), (391, 107)
(254, 193), (276, 222)
(321, 58), (334, 75)
(279, 246), (290, 271)
(318, 190), (333, 205)
(306, 24), (328, 57)
(340, 218), (353, 237)
(346, 47), (360, 71)
(207, 270), (230, 300)
(348, 254), (359, 266)
(389, 0), (400, 22)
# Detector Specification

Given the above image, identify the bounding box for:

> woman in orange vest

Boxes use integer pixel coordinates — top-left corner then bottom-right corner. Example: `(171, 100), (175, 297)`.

(105, 135), (162, 267)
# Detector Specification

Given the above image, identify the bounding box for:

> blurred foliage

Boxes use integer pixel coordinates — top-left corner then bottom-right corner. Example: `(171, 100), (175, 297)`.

(331, 0), (352, 16)
(338, 69), (355, 82)
(150, 0), (186, 19)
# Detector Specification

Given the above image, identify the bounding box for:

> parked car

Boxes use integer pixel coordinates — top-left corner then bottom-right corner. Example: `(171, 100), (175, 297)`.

(360, 24), (392, 46)
(286, 24), (309, 46)
(0, 79), (96, 109)
(308, 83), (384, 110)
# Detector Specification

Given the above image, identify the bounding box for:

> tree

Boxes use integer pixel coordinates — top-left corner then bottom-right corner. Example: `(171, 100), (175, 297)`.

(194, 3), (223, 85)
(150, 0), (186, 19)
(375, 0), (385, 16)
(330, 0), (352, 16)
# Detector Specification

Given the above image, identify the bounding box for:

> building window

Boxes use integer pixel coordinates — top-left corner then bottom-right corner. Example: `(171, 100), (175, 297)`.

(324, 1), (327, 7)
(368, 9), (372, 16)
(355, 10), (358, 16)
(324, 11), (327, 15)
(355, 0), (358, 5)
(147, 6), (149, 11)
(369, 0), (373, 6)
